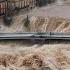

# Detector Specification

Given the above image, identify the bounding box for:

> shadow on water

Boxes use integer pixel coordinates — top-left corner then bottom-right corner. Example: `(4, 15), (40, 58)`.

(0, 39), (69, 47)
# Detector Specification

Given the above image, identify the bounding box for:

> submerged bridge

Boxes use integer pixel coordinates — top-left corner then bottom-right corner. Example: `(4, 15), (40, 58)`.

(0, 32), (70, 40)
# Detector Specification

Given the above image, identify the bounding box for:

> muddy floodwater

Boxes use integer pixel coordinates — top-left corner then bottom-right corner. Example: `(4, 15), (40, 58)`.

(0, 40), (69, 70)
(0, 1), (70, 70)
(1, 4), (70, 32)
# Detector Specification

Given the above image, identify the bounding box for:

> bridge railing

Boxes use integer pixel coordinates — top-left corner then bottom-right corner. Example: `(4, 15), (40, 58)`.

(0, 0), (36, 16)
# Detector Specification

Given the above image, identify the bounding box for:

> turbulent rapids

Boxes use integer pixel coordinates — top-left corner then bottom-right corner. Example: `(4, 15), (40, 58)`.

(0, 0), (70, 70)
(29, 16), (70, 32)
(0, 44), (70, 70)
(1, 16), (70, 32)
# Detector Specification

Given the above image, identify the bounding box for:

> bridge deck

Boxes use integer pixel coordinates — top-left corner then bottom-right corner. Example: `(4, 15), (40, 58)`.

(0, 32), (70, 40)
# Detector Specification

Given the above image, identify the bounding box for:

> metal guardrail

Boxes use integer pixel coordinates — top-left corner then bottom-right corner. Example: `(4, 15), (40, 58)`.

(0, 32), (70, 40)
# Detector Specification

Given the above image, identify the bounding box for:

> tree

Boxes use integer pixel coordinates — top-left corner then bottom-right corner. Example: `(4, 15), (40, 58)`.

(3, 14), (12, 26)
(23, 15), (30, 27)
(36, 0), (48, 7)
(3, 0), (13, 26)
(36, 0), (56, 7)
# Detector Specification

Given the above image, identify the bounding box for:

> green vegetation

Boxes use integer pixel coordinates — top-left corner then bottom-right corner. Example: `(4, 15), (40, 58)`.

(3, 0), (13, 26)
(36, 0), (48, 7)
(23, 16), (30, 27)
(36, 0), (55, 7)
(3, 14), (12, 26)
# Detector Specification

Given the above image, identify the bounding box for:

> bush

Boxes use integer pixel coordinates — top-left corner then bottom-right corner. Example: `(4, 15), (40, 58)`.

(36, 0), (48, 7)
(36, 0), (55, 7)
(15, 7), (20, 14)
(23, 16), (30, 27)
(3, 14), (12, 26)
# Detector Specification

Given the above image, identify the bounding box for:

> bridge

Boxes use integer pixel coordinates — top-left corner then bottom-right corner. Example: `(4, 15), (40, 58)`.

(0, 32), (70, 40)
